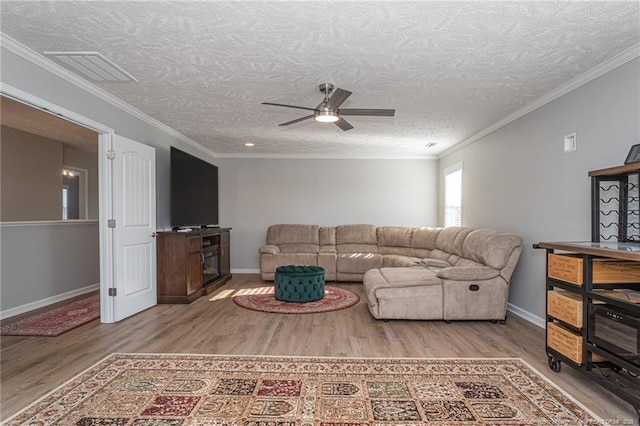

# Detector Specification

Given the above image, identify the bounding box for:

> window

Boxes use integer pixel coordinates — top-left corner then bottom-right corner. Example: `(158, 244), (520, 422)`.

(62, 185), (69, 220)
(62, 167), (87, 220)
(444, 163), (462, 227)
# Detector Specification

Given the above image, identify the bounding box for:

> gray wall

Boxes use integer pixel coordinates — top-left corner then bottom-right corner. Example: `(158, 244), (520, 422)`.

(0, 222), (99, 312)
(216, 158), (439, 271)
(439, 58), (640, 323)
(1, 126), (63, 221)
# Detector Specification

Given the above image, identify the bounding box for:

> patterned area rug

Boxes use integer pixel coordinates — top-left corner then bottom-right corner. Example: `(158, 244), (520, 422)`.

(6, 354), (599, 425)
(1, 294), (99, 337)
(233, 286), (359, 314)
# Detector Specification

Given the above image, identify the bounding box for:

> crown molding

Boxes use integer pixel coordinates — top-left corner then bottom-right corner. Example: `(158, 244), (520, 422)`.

(215, 153), (438, 160)
(0, 33), (219, 159)
(439, 42), (640, 159)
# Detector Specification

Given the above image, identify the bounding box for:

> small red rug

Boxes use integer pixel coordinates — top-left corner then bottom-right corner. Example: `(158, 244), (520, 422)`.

(233, 286), (359, 314)
(1, 294), (100, 337)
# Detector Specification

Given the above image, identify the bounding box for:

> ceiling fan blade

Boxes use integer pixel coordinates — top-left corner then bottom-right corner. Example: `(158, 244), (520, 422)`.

(325, 88), (352, 110)
(339, 108), (395, 116)
(262, 102), (316, 112)
(334, 117), (353, 131)
(279, 115), (314, 126)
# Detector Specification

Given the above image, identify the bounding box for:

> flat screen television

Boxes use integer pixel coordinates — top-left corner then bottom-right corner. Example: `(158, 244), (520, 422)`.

(170, 147), (219, 228)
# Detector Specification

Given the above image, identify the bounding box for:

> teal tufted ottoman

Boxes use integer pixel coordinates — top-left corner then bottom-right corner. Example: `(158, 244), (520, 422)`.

(274, 265), (325, 302)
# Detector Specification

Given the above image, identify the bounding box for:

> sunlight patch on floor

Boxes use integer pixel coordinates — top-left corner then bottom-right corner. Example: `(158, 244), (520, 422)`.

(235, 287), (274, 296)
(209, 286), (273, 301)
(208, 289), (237, 301)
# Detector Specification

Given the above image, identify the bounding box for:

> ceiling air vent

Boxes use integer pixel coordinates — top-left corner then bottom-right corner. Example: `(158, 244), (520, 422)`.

(44, 51), (137, 82)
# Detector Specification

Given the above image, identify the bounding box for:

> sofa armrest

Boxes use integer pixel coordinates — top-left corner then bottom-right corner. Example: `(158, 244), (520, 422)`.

(259, 245), (280, 255)
(437, 266), (500, 281)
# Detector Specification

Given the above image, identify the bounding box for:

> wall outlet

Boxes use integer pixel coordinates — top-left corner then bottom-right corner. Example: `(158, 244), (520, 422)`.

(564, 133), (577, 153)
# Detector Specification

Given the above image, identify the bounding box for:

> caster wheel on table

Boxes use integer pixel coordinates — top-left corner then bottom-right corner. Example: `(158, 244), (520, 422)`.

(548, 355), (561, 372)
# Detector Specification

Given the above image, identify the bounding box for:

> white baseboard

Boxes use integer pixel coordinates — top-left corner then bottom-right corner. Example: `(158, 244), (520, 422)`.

(231, 268), (260, 274)
(507, 302), (545, 329)
(1, 283), (100, 320)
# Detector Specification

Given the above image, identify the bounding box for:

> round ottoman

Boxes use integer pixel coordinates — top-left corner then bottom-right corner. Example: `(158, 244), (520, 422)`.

(274, 265), (325, 302)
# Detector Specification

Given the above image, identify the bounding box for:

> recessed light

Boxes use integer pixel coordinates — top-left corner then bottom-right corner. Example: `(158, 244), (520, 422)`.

(425, 142), (437, 148)
(244, 143), (255, 147)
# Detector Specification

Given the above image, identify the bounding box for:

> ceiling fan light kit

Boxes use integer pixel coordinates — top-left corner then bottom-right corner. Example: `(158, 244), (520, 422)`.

(314, 108), (339, 123)
(262, 83), (395, 131)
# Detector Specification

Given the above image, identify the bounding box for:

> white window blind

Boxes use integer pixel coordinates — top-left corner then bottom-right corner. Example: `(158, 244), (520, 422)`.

(444, 163), (462, 227)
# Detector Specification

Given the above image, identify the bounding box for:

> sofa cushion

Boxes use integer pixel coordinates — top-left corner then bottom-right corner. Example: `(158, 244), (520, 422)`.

(364, 267), (442, 316)
(377, 226), (420, 257)
(379, 246), (419, 257)
(436, 226), (473, 256)
(377, 226), (413, 247)
(379, 267), (441, 287)
(260, 253), (318, 274)
(383, 254), (422, 267)
(278, 244), (319, 254)
(319, 226), (336, 246)
(337, 252), (383, 273)
(364, 267), (441, 300)
(336, 224), (377, 245)
(420, 258), (451, 268)
(336, 224), (378, 254)
(267, 224), (320, 245)
(427, 251), (463, 265)
(364, 268), (443, 320)
(411, 227), (441, 250)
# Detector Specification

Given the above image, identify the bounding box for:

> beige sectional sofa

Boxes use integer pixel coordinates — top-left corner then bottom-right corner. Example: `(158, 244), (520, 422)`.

(258, 224), (523, 322)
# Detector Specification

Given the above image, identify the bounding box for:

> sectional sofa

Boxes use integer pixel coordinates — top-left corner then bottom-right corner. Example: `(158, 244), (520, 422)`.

(258, 224), (523, 321)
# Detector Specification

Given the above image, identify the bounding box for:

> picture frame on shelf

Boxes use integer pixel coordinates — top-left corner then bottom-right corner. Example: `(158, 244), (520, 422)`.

(624, 144), (640, 164)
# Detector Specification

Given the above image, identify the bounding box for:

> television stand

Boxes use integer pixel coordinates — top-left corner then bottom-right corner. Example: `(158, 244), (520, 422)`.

(156, 227), (232, 303)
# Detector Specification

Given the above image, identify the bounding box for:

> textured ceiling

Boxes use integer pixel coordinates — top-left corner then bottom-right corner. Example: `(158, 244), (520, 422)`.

(1, 1), (639, 158)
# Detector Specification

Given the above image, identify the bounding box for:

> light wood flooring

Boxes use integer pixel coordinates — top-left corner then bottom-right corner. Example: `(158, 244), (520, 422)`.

(1, 274), (638, 423)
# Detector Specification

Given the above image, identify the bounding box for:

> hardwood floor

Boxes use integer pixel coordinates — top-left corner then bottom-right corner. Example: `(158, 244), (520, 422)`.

(1, 274), (637, 423)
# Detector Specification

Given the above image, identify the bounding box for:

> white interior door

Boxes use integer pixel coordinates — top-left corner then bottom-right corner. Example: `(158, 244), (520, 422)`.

(111, 134), (157, 321)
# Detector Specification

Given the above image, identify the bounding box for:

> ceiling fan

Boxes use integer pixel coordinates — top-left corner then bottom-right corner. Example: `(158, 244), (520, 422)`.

(261, 83), (395, 131)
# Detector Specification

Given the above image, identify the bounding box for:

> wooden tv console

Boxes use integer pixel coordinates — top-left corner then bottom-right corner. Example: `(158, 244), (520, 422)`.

(156, 227), (232, 303)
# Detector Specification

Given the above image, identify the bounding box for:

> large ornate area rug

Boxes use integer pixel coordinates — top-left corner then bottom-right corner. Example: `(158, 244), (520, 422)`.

(6, 354), (599, 425)
(233, 286), (359, 314)
(1, 294), (99, 337)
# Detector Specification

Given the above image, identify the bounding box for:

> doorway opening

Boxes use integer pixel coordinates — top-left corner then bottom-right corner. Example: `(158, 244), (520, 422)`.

(0, 88), (116, 322)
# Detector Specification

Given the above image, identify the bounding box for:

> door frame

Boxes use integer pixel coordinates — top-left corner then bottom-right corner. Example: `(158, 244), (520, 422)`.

(1, 83), (121, 323)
